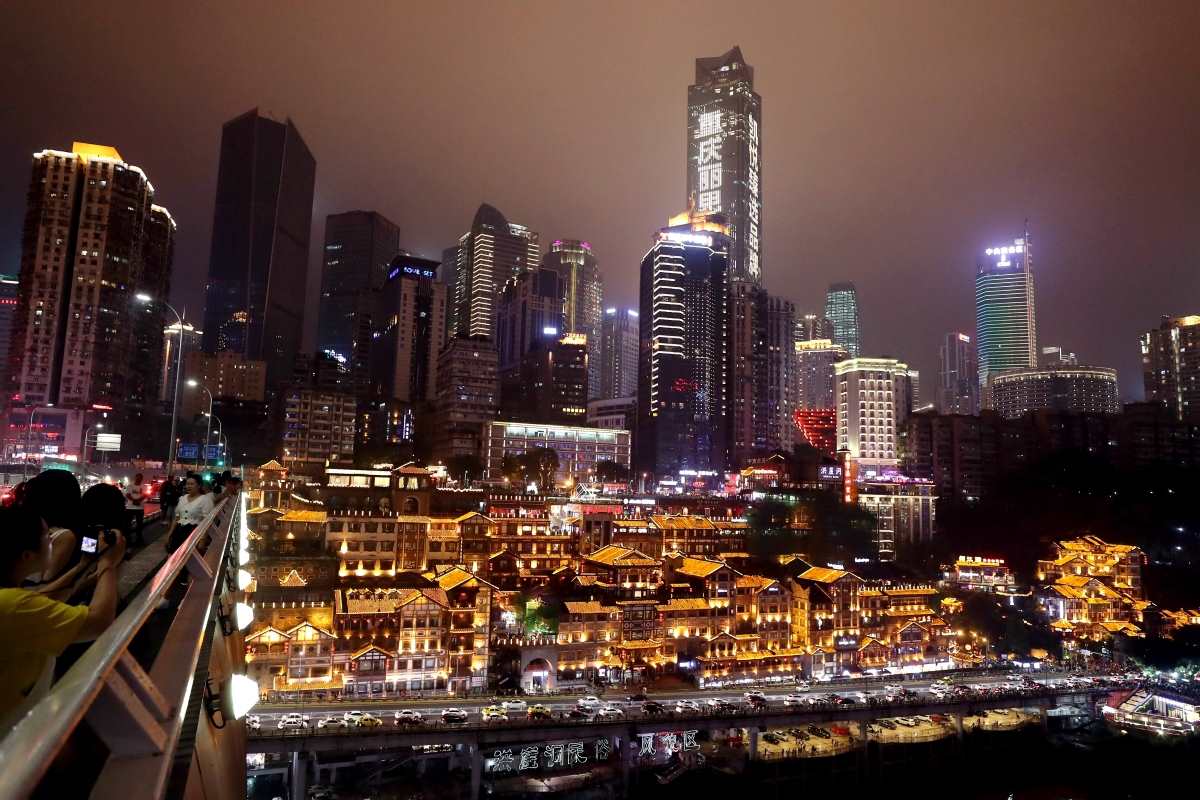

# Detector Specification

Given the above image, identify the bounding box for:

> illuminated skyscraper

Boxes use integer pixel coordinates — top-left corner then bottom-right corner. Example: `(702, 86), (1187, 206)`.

(687, 46), (762, 284)
(795, 339), (846, 410)
(937, 332), (979, 415)
(495, 268), (564, 374)
(975, 230), (1037, 404)
(1142, 315), (1200, 423)
(448, 203), (540, 339)
(824, 282), (861, 358)
(202, 110), (316, 396)
(543, 239), (603, 397)
(835, 357), (917, 474)
(796, 313), (834, 342)
(765, 295), (795, 452)
(600, 308), (638, 400)
(636, 210), (731, 474)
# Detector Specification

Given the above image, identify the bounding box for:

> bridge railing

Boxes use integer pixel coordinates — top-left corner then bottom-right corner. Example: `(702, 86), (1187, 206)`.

(0, 495), (248, 799)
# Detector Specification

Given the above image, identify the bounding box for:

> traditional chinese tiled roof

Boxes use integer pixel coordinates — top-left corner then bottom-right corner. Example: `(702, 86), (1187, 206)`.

(284, 621), (335, 639)
(564, 601), (613, 615)
(245, 625), (291, 643)
(650, 515), (715, 530)
(279, 510), (328, 523)
(673, 557), (728, 579)
(337, 587), (449, 614)
(657, 598), (711, 612)
(583, 544), (658, 567)
(350, 643), (396, 660)
(612, 519), (650, 529)
(735, 574), (776, 590)
(258, 459), (286, 470)
(454, 511), (493, 524)
(798, 566), (855, 584)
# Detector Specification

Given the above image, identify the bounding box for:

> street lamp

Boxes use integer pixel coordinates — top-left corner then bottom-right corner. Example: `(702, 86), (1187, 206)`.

(205, 411), (228, 467)
(188, 380), (213, 468)
(81, 422), (104, 469)
(23, 403), (55, 479)
(137, 293), (186, 476)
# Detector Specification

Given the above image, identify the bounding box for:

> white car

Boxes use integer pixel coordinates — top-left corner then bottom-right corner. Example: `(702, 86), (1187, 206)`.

(883, 683), (903, 694)
(343, 710), (364, 723)
(596, 706), (624, 718)
(277, 716), (308, 731)
(675, 699), (701, 713)
(502, 699), (528, 713)
(783, 694), (807, 707)
(744, 690), (766, 702)
(246, 714), (262, 731)
(929, 684), (950, 696)
(576, 696), (603, 710)
(794, 680), (811, 690)
(394, 709), (424, 725)
(317, 715), (347, 729)
(441, 708), (469, 724)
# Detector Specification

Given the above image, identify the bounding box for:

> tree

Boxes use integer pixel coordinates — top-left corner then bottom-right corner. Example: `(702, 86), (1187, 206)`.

(500, 453), (524, 485)
(522, 447), (560, 489)
(594, 459), (630, 484)
(444, 454), (484, 485)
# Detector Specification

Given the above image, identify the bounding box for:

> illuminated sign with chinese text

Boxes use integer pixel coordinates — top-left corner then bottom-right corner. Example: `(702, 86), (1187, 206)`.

(695, 111), (722, 213)
(659, 231), (713, 248)
(488, 738), (611, 773)
(746, 114), (761, 280)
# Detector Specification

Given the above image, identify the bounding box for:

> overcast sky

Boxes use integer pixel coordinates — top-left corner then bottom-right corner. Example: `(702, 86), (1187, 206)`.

(2, 0), (1198, 400)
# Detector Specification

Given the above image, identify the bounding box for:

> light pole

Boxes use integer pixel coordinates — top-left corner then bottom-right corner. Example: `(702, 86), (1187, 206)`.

(188, 380), (213, 468)
(23, 403), (55, 479)
(206, 411), (227, 467)
(137, 293), (185, 477)
(81, 423), (104, 471)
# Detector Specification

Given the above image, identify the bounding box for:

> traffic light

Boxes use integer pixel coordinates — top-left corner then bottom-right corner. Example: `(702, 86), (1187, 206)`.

(202, 472), (213, 483)
(216, 459), (225, 467)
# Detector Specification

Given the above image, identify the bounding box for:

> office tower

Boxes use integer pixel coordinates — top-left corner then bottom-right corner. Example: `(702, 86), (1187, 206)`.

(495, 268), (564, 373)
(1142, 315), (1200, 424)
(600, 308), (639, 400)
(368, 256), (447, 404)
(989, 365), (1120, 419)
(795, 339), (847, 409)
(500, 333), (588, 426)
(1040, 345), (1078, 366)
(316, 211), (401, 376)
(937, 332), (979, 415)
(688, 46), (762, 283)
(448, 203), (540, 339)
(636, 209), (731, 475)
(202, 109), (316, 395)
(543, 239), (603, 397)
(161, 320), (203, 402)
(432, 336), (500, 461)
(0, 274), (17, 393)
(728, 281), (768, 464)
(834, 357), (917, 474)
(824, 282), (861, 358)
(765, 296), (796, 452)
(8, 142), (174, 454)
(976, 231), (1037, 403)
(796, 313), (834, 342)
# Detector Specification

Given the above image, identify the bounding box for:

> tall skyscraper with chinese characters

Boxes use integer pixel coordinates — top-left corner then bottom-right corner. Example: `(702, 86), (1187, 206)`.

(543, 239), (603, 398)
(1141, 315), (1200, 424)
(600, 308), (638, 400)
(202, 110), (316, 397)
(975, 231), (1037, 405)
(448, 203), (540, 339)
(825, 282), (861, 358)
(8, 142), (174, 455)
(688, 46), (762, 284)
(317, 211), (401, 372)
(937, 332), (979, 415)
(637, 210), (731, 475)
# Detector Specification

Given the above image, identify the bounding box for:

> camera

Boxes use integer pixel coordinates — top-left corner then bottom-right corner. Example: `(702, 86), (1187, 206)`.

(80, 525), (117, 555)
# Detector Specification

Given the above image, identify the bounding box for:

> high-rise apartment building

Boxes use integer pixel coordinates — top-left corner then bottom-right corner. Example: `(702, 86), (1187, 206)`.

(282, 389), (356, 474)
(976, 232), (1037, 404)
(8, 142), (174, 455)
(600, 308), (639, 400)
(636, 210), (731, 475)
(835, 357), (917, 474)
(824, 282), (861, 358)
(796, 313), (834, 342)
(448, 203), (540, 339)
(495, 268), (564, 373)
(687, 46), (762, 284)
(543, 239), (602, 398)
(0, 274), (17, 394)
(181, 350), (267, 417)
(989, 365), (1120, 420)
(728, 280), (768, 464)
(432, 336), (500, 461)
(161, 321), (203, 402)
(795, 339), (847, 410)
(937, 332), (979, 415)
(202, 110), (316, 396)
(765, 296), (796, 452)
(317, 211), (401, 376)
(1142, 315), (1200, 424)
(500, 333), (589, 426)
(368, 256), (447, 405)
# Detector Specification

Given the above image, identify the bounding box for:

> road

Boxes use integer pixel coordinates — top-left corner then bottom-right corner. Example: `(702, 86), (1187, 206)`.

(252, 671), (1105, 730)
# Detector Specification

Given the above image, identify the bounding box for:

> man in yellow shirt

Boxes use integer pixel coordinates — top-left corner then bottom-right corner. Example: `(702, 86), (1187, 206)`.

(0, 505), (125, 731)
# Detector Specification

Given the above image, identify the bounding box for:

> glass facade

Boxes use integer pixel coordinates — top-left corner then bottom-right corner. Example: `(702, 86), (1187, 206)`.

(975, 234), (1037, 403)
(824, 282), (861, 358)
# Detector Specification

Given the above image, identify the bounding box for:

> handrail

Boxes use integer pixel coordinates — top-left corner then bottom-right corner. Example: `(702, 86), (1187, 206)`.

(0, 497), (234, 798)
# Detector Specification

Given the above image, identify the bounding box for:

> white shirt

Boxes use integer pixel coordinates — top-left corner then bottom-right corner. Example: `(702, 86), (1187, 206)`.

(124, 483), (144, 510)
(174, 493), (215, 526)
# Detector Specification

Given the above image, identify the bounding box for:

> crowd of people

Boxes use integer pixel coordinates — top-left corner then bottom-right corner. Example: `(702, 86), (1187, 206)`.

(0, 468), (241, 734)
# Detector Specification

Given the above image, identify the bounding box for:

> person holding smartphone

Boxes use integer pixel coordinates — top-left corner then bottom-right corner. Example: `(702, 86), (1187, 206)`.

(123, 473), (146, 548)
(0, 505), (125, 732)
(164, 475), (214, 554)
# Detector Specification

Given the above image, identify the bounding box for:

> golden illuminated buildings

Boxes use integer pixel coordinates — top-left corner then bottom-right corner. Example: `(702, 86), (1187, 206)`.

(1037, 535), (1145, 600)
(1036, 536), (1149, 641)
(1141, 314), (1200, 424)
(484, 421), (630, 486)
(941, 556), (1016, 593)
(9, 141), (174, 455)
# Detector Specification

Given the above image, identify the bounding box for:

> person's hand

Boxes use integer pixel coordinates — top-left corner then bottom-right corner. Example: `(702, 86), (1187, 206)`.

(97, 530), (126, 568)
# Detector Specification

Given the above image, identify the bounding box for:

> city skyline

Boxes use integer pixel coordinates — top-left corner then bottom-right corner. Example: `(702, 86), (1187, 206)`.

(2, 3), (1199, 402)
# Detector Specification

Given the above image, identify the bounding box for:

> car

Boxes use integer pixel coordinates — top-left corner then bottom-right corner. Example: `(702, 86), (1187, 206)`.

(643, 701), (666, 715)
(744, 690), (766, 702)
(502, 699), (528, 713)
(597, 705), (624, 718)
(794, 680), (811, 690)
(441, 708), (469, 724)
(278, 717), (308, 731)
(246, 714), (261, 731)
(577, 695), (603, 710)
(568, 708), (592, 720)
(356, 713), (383, 728)
(527, 704), (552, 720)
(884, 683), (903, 693)
(481, 705), (507, 722)
(783, 694), (807, 706)
(394, 709), (424, 725)
(675, 699), (701, 713)
(628, 692), (649, 702)
(877, 719), (896, 730)
(762, 732), (782, 744)
(317, 715), (348, 729)
(343, 710), (365, 723)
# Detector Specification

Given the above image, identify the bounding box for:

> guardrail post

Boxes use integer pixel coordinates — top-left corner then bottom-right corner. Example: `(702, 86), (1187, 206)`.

(746, 726), (759, 761)
(468, 742), (481, 800)
(290, 751), (308, 800)
(952, 712), (964, 742)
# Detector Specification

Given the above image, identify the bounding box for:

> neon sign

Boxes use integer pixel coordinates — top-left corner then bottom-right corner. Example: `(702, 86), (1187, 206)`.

(746, 114), (760, 280)
(695, 111), (722, 213)
(488, 738), (610, 773)
(660, 231), (713, 247)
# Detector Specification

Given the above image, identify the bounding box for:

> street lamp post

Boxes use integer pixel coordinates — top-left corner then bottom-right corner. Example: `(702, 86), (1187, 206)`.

(188, 380), (213, 468)
(23, 403), (54, 479)
(137, 293), (185, 477)
(206, 411), (227, 467)
(81, 423), (104, 469)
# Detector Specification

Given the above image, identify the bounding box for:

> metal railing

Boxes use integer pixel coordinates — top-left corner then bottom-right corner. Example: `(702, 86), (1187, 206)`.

(0, 497), (238, 799)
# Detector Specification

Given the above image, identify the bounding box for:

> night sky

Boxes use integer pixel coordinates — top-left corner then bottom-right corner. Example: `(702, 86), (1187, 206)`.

(2, 1), (1198, 400)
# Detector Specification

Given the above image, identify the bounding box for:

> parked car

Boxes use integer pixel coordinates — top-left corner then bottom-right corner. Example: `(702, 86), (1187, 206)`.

(527, 704), (552, 720)
(394, 709), (424, 725)
(762, 732), (782, 744)
(357, 713), (383, 728)
(877, 719), (896, 730)
(794, 680), (811, 690)
(481, 706), (507, 722)
(317, 715), (348, 729)
(442, 708), (469, 724)
(502, 699), (528, 713)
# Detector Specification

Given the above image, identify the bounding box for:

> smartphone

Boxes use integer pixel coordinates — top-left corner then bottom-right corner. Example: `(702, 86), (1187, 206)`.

(81, 536), (99, 554)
